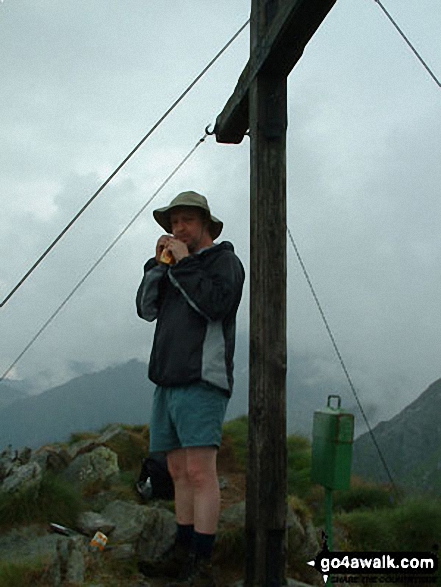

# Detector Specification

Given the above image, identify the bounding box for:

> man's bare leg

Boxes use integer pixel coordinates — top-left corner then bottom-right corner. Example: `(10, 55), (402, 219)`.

(167, 448), (194, 525)
(185, 447), (220, 535)
(166, 447), (219, 586)
(167, 446), (221, 533)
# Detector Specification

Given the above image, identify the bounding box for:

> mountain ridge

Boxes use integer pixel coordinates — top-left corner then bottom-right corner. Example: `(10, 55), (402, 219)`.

(0, 359), (154, 450)
(352, 377), (441, 493)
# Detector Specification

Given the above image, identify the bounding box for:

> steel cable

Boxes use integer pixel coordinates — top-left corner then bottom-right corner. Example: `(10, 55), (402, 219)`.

(0, 18), (249, 308)
(287, 227), (400, 496)
(0, 133), (208, 383)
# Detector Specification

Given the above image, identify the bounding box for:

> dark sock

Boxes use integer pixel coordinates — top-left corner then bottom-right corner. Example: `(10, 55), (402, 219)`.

(176, 523), (194, 549)
(192, 531), (215, 560)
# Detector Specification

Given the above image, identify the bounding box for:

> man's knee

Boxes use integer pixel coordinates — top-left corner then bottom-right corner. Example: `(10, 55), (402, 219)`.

(167, 449), (188, 483)
(186, 448), (218, 489)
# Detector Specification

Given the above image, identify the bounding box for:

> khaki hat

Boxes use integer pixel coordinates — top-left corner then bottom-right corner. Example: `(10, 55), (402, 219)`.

(153, 191), (223, 239)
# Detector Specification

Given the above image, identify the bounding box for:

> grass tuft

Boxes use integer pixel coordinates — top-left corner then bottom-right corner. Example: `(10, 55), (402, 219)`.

(222, 416), (248, 472)
(0, 473), (84, 530)
(336, 496), (441, 551)
(214, 525), (246, 567)
(334, 477), (399, 513)
(0, 559), (50, 587)
(104, 428), (149, 472)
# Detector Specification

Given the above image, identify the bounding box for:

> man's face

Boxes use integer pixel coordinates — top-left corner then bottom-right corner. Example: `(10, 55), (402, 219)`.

(169, 207), (210, 253)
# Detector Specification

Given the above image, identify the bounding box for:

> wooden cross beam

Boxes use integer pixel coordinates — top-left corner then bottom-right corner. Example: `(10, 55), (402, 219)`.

(215, 0), (337, 144)
(214, 1), (336, 585)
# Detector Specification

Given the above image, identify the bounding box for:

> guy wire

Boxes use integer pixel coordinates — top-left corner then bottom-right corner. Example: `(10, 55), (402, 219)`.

(373, 0), (440, 88)
(287, 227), (399, 496)
(0, 133), (208, 383)
(0, 18), (250, 309)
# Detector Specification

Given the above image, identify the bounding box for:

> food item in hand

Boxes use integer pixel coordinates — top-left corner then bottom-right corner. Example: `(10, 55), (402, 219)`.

(159, 248), (176, 265)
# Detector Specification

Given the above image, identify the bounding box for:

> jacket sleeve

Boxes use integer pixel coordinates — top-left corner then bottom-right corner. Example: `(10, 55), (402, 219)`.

(167, 250), (244, 322)
(136, 258), (168, 322)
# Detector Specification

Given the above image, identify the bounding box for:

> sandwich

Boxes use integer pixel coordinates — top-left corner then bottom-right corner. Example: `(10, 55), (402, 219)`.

(159, 248), (176, 265)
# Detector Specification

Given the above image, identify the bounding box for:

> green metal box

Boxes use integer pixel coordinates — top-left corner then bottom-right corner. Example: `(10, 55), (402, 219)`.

(311, 395), (354, 490)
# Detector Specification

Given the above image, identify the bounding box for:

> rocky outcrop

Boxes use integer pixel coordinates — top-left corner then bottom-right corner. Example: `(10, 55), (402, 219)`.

(217, 500), (319, 562)
(46, 535), (88, 587)
(77, 511), (116, 537)
(0, 461), (43, 497)
(62, 446), (119, 489)
(137, 506), (177, 561)
(0, 424), (320, 586)
(0, 425), (127, 497)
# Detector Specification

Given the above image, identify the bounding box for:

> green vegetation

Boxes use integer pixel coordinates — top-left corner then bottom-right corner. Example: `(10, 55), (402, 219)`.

(215, 525), (247, 566)
(222, 416), (441, 555)
(287, 434), (312, 498)
(104, 426), (149, 471)
(333, 478), (398, 513)
(0, 559), (50, 587)
(67, 424), (150, 472)
(389, 497), (441, 550)
(0, 472), (84, 530)
(2, 417), (441, 586)
(337, 497), (441, 551)
(222, 415), (248, 471)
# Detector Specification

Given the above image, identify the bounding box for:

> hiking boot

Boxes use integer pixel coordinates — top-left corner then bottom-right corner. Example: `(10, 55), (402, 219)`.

(165, 555), (216, 587)
(138, 540), (191, 579)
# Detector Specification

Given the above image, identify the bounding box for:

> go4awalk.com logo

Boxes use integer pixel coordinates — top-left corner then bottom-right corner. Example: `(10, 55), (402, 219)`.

(307, 537), (439, 584)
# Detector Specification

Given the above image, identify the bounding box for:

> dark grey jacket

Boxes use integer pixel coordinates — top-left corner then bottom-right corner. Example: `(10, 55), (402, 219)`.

(136, 242), (244, 396)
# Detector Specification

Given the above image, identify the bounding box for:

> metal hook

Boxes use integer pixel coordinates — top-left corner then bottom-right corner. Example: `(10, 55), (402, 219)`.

(205, 124), (216, 136)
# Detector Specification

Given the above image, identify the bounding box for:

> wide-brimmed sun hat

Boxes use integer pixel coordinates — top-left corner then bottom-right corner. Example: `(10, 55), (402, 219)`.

(153, 191), (223, 239)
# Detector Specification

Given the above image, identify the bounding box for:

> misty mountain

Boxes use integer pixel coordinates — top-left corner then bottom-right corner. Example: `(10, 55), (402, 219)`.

(229, 333), (378, 439)
(0, 380), (31, 410)
(0, 360), (155, 451)
(0, 347), (379, 452)
(352, 378), (441, 494)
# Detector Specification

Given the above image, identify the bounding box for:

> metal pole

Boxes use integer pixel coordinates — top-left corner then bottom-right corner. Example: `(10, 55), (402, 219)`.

(325, 487), (334, 585)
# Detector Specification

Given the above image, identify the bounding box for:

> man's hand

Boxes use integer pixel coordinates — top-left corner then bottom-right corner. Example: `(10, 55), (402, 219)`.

(156, 235), (172, 263)
(155, 235), (189, 264)
(166, 238), (189, 263)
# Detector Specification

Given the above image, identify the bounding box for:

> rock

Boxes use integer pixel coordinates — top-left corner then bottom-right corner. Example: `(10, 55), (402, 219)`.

(63, 446), (119, 489)
(67, 438), (101, 460)
(0, 525), (59, 563)
(0, 446), (33, 486)
(107, 542), (137, 561)
(66, 424), (130, 460)
(77, 511), (116, 537)
(0, 445), (14, 481)
(0, 461), (43, 496)
(220, 500), (310, 532)
(218, 500), (319, 565)
(287, 514), (319, 561)
(32, 445), (72, 474)
(137, 507), (176, 561)
(16, 446), (32, 465)
(219, 501), (246, 527)
(98, 423), (132, 445)
(102, 500), (152, 544)
(46, 535), (88, 586)
(219, 476), (229, 490)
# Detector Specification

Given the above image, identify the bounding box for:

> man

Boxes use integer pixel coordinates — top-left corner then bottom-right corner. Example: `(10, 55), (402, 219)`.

(136, 191), (245, 587)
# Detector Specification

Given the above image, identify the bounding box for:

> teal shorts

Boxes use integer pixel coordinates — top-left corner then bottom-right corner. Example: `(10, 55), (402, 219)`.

(149, 382), (229, 453)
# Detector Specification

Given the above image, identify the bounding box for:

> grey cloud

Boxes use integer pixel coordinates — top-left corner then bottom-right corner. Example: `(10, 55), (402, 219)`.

(1, 0), (440, 425)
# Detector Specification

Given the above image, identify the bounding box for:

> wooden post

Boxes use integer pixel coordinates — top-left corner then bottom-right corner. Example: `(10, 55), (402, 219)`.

(213, 2), (337, 584)
(246, 2), (288, 585)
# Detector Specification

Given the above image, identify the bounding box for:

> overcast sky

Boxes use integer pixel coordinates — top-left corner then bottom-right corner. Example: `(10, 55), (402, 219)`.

(1, 0), (440, 425)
